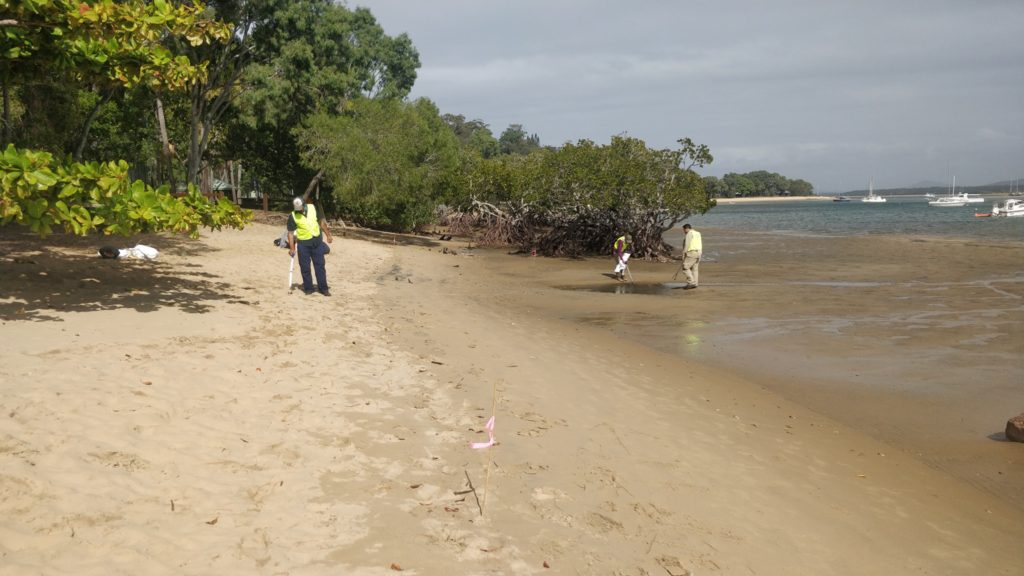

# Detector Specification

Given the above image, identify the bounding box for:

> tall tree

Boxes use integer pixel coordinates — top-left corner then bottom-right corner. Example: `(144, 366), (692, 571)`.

(0, 0), (248, 237)
(498, 123), (541, 156)
(296, 98), (460, 231)
(786, 178), (814, 195)
(165, 0), (278, 186)
(443, 114), (499, 158)
(722, 173), (756, 197)
(222, 1), (420, 198)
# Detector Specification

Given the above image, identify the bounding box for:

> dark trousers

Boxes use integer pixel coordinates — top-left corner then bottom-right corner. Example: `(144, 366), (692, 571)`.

(297, 240), (328, 293)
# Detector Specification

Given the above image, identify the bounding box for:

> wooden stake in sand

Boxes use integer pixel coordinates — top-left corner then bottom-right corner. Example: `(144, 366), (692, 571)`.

(482, 381), (498, 509)
(469, 381), (499, 515)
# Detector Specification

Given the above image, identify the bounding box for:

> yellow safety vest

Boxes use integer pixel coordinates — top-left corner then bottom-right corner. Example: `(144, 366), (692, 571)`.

(292, 205), (321, 241)
(614, 235), (628, 253)
(685, 229), (702, 252)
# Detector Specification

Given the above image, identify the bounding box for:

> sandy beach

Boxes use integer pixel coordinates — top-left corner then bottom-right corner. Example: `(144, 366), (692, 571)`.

(1, 221), (1022, 575)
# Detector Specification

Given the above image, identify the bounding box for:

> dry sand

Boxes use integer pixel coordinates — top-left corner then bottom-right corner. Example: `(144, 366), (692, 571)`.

(1, 222), (1021, 575)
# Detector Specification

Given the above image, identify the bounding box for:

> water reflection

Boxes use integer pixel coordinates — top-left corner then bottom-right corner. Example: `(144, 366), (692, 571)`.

(563, 282), (691, 295)
(578, 313), (709, 358)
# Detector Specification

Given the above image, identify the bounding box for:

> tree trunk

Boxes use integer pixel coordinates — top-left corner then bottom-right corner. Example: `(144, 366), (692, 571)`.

(156, 96), (170, 156)
(187, 83), (204, 186)
(301, 170), (325, 202)
(154, 96), (176, 192)
(1, 72), (9, 147)
(230, 160), (241, 205)
(73, 88), (112, 162)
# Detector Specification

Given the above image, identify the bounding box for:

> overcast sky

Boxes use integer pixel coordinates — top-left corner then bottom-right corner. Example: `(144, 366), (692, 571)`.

(352, 1), (1023, 193)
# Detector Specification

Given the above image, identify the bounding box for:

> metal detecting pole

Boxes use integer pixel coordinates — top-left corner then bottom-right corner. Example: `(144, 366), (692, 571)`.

(288, 253), (295, 292)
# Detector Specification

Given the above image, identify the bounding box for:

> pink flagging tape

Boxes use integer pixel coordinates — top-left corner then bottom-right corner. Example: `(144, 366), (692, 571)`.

(470, 416), (496, 449)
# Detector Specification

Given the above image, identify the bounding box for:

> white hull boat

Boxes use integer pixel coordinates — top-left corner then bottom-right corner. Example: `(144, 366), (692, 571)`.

(992, 198), (1024, 217)
(861, 179), (886, 203)
(929, 196), (967, 207)
(929, 176), (972, 207)
(954, 192), (985, 204)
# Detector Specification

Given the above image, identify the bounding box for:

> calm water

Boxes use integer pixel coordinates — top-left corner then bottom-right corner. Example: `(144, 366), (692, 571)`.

(680, 196), (1024, 241)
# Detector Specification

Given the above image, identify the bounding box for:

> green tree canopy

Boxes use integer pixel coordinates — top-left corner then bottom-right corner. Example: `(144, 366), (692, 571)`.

(0, 0), (249, 237)
(442, 114), (499, 158)
(460, 136), (714, 257)
(221, 1), (421, 199)
(714, 170), (815, 197)
(498, 123), (541, 156)
(296, 98), (460, 231)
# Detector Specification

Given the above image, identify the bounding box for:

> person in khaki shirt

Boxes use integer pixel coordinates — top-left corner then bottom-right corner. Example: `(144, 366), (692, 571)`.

(679, 223), (702, 289)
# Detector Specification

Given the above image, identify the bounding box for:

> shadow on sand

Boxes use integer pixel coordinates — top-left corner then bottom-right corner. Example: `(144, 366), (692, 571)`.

(0, 227), (250, 322)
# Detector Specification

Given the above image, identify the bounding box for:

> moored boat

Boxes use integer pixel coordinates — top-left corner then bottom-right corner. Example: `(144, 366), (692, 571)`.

(991, 198), (1024, 217)
(929, 176), (970, 207)
(861, 179), (886, 203)
(929, 196), (968, 207)
(956, 192), (985, 204)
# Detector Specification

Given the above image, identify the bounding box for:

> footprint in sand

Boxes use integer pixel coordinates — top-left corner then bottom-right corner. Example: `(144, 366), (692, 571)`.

(238, 527), (272, 567)
(512, 410), (566, 438)
(584, 511), (624, 535)
(632, 502), (671, 524)
(530, 487), (574, 527)
(655, 556), (693, 576)
(86, 450), (147, 472)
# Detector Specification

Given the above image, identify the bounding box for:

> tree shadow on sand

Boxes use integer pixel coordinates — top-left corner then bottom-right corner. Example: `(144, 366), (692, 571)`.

(0, 227), (246, 322)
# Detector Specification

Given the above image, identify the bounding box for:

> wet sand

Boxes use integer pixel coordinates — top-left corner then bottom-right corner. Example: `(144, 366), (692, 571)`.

(467, 229), (1024, 510)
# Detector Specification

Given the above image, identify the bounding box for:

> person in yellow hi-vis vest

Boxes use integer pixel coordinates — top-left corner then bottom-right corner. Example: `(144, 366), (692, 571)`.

(287, 196), (333, 296)
(612, 233), (632, 281)
(679, 223), (702, 289)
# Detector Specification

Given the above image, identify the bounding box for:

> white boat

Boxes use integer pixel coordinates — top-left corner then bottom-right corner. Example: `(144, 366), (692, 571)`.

(956, 192), (985, 204)
(992, 198), (1024, 217)
(929, 176), (969, 207)
(861, 179), (886, 203)
(929, 196), (968, 207)
(924, 192), (937, 199)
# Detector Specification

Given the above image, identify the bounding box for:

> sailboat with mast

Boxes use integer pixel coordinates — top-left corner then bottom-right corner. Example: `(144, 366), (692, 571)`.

(929, 176), (968, 207)
(861, 179), (886, 203)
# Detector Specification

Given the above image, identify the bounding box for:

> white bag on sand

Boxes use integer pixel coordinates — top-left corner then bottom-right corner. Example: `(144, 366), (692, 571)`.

(121, 244), (159, 260)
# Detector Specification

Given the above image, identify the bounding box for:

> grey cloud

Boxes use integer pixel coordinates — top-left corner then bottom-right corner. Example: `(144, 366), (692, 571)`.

(356, 0), (1024, 192)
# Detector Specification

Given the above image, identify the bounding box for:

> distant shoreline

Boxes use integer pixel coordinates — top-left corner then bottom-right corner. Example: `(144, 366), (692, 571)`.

(714, 192), (1019, 206)
(714, 195), (832, 204)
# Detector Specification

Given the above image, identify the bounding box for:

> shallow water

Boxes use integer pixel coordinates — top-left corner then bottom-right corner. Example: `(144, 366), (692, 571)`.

(564, 279), (892, 294)
(513, 228), (1024, 510)
(680, 196), (1024, 241)
(562, 282), (692, 295)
